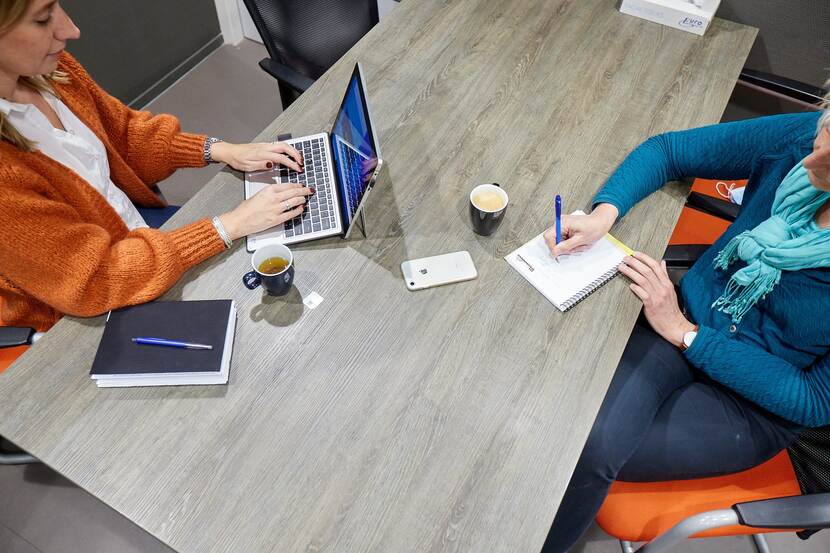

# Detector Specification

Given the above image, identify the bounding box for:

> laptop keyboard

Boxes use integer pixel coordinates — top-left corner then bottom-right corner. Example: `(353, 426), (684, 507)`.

(281, 137), (335, 238)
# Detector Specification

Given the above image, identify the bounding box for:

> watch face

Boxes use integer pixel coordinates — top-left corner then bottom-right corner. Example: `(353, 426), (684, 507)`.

(683, 331), (697, 348)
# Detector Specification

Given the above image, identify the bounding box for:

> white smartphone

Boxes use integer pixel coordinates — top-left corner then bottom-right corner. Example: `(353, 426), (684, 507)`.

(401, 251), (478, 291)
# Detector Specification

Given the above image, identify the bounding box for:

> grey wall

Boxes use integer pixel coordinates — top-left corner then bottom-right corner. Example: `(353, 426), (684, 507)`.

(63, 0), (223, 107)
(719, 0), (830, 89)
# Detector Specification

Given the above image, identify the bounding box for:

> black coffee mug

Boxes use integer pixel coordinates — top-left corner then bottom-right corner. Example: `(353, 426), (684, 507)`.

(469, 183), (509, 236)
(243, 243), (295, 296)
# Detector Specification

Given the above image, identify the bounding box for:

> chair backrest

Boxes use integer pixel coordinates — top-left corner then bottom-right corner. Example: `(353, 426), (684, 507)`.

(241, 0), (379, 81)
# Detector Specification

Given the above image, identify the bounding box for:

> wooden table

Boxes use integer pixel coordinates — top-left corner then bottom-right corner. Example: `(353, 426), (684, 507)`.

(0, 1), (756, 552)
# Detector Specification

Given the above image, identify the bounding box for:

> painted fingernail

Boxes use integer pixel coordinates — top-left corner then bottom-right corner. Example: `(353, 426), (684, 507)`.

(310, 187), (316, 194)
(266, 162), (274, 169)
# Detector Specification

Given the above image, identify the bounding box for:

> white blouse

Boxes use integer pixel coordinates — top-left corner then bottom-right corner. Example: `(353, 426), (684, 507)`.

(0, 92), (147, 230)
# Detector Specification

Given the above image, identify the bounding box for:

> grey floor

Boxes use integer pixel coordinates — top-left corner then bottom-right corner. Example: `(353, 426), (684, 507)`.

(2, 8), (830, 553)
(149, 39), (284, 207)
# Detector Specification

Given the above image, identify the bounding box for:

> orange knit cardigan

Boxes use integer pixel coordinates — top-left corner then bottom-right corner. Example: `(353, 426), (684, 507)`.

(0, 53), (226, 331)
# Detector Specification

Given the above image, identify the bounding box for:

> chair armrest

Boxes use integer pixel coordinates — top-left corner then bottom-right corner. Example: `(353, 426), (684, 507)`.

(664, 244), (710, 286)
(739, 69), (827, 106)
(686, 192), (740, 222)
(0, 451), (38, 465)
(0, 438), (38, 465)
(258, 59), (315, 93)
(664, 244), (710, 269)
(734, 493), (830, 530)
(0, 327), (34, 348)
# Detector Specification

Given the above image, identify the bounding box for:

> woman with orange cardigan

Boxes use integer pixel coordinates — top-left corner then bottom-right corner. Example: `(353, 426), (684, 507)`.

(0, 0), (313, 331)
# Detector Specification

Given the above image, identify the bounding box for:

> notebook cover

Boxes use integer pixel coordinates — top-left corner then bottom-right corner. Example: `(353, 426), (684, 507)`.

(90, 300), (234, 376)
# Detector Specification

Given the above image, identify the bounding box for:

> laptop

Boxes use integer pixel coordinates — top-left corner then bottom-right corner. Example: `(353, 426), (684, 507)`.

(245, 63), (383, 250)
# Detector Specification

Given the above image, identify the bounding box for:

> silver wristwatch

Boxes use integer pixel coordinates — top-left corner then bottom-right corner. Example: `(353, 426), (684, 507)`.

(203, 137), (224, 163)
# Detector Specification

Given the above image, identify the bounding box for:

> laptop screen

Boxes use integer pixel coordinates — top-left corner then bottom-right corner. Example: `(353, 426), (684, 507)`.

(330, 64), (381, 230)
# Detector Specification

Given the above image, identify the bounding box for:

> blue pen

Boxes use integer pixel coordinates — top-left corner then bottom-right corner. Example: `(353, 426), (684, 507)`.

(132, 337), (213, 350)
(555, 194), (562, 245)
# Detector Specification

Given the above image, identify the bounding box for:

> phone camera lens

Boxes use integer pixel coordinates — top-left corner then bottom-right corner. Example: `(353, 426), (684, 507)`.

(410, 281), (415, 286)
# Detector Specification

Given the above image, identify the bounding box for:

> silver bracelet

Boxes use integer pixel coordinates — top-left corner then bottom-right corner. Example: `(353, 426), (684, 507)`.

(204, 137), (224, 163)
(211, 216), (233, 249)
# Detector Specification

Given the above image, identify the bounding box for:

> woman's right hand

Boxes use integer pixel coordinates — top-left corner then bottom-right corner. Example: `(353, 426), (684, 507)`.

(217, 183), (314, 240)
(543, 203), (619, 256)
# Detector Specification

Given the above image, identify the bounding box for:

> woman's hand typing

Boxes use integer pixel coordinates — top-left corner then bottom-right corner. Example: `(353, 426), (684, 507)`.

(218, 183), (314, 240)
(544, 203), (618, 256)
(210, 141), (304, 173)
(618, 251), (696, 348)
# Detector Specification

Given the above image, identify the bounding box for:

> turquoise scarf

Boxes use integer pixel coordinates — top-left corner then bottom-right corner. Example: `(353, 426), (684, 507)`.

(712, 161), (830, 323)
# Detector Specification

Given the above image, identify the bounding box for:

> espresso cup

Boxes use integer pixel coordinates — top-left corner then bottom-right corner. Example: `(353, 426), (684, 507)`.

(469, 183), (508, 236)
(243, 243), (295, 296)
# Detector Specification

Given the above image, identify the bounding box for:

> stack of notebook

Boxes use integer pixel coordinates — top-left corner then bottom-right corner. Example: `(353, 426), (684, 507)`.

(90, 300), (237, 388)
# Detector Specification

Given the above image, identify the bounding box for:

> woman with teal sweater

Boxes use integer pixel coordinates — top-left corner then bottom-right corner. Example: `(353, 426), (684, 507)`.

(542, 86), (830, 552)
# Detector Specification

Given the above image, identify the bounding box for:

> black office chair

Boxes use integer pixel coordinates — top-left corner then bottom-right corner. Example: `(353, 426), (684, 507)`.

(240, 0), (395, 109)
(0, 326), (40, 465)
(719, 0), (829, 119)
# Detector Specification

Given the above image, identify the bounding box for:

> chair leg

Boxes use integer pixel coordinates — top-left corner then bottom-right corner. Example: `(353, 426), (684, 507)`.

(620, 539), (635, 553)
(750, 534), (771, 553)
(637, 509), (739, 553)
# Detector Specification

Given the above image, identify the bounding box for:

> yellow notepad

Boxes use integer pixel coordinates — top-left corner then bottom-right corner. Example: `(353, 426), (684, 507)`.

(505, 224), (633, 312)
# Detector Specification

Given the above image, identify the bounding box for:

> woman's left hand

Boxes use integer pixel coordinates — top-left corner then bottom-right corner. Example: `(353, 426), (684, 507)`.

(210, 141), (304, 173)
(618, 251), (695, 348)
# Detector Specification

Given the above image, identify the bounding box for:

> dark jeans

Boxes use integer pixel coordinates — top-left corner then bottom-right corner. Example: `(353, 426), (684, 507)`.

(137, 206), (180, 229)
(542, 324), (802, 552)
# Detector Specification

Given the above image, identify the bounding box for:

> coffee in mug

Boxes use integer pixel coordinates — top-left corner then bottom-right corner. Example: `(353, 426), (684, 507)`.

(243, 243), (295, 296)
(472, 189), (506, 211)
(469, 183), (509, 236)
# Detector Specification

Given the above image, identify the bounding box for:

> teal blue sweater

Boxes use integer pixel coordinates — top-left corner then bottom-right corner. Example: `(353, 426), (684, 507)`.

(594, 111), (829, 427)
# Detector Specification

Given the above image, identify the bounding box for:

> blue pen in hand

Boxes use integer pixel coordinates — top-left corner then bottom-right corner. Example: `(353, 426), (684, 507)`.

(132, 337), (213, 350)
(555, 194), (562, 245)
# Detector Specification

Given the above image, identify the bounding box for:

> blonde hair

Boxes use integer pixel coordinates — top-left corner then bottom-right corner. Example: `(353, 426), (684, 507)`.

(0, 0), (69, 151)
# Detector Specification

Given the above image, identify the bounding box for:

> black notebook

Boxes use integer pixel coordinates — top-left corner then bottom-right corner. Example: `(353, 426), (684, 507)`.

(90, 300), (237, 388)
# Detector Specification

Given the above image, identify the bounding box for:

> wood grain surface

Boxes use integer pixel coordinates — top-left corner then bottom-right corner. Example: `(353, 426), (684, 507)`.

(0, 1), (756, 552)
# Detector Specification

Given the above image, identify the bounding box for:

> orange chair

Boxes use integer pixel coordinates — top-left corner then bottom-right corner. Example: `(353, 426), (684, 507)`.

(595, 451), (810, 552)
(668, 178), (738, 246)
(0, 298), (40, 464)
(662, 178), (742, 285)
(595, 178), (830, 552)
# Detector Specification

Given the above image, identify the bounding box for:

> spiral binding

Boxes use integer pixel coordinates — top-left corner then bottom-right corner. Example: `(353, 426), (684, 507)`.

(561, 267), (620, 311)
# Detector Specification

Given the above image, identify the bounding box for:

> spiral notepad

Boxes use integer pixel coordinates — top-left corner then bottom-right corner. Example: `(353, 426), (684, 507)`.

(505, 228), (633, 312)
